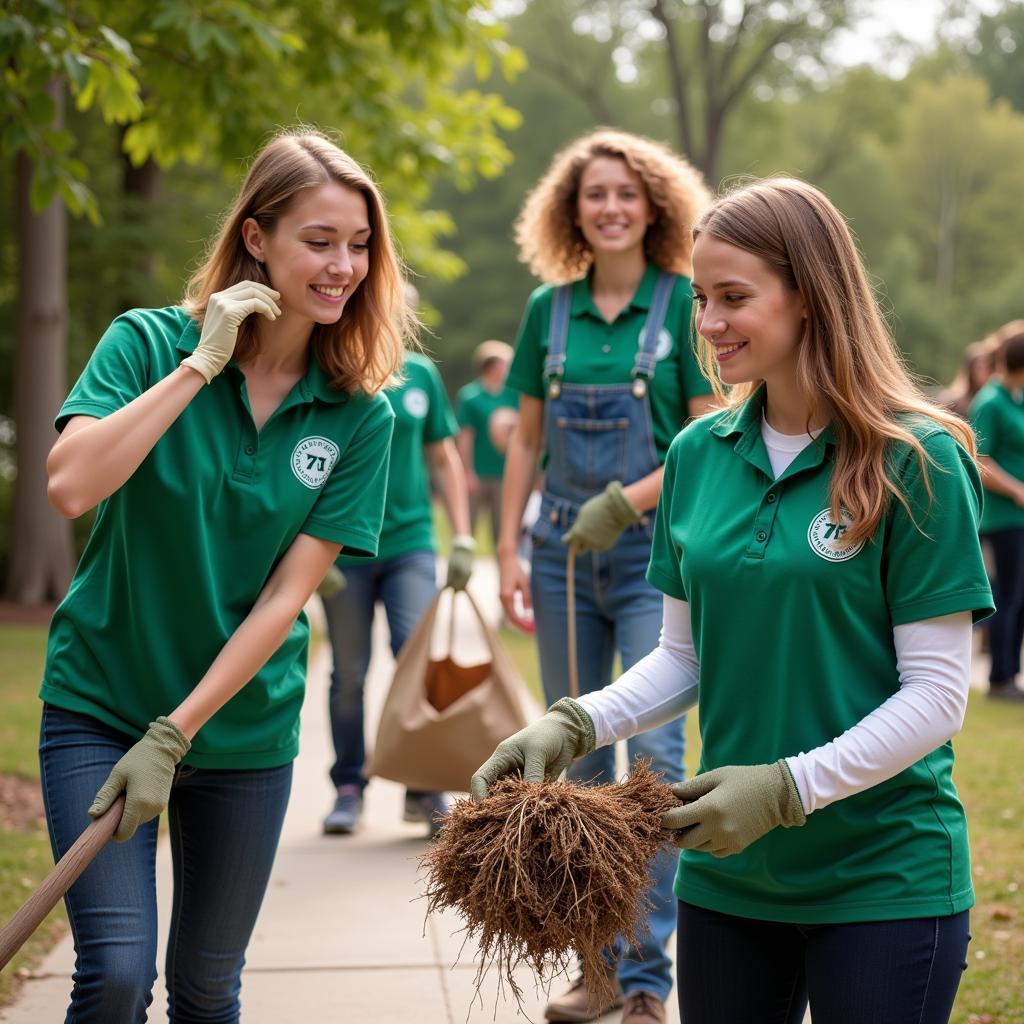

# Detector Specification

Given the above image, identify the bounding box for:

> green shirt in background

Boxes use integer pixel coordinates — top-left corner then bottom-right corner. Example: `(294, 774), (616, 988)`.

(41, 306), (394, 769)
(337, 351), (458, 566)
(506, 262), (712, 463)
(455, 380), (518, 478)
(970, 378), (1024, 532)
(647, 389), (993, 923)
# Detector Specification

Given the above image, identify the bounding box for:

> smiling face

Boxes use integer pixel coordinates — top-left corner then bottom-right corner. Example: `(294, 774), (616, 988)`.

(243, 181), (370, 328)
(575, 156), (654, 260)
(691, 234), (807, 389)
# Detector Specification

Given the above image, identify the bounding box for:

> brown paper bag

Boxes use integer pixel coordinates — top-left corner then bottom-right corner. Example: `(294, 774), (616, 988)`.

(367, 587), (531, 792)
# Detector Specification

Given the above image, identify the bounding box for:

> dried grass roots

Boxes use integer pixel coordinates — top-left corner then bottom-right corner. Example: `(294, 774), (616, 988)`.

(422, 761), (677, 1004)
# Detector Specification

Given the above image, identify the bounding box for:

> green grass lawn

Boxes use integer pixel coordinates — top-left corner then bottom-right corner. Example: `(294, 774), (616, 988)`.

(0, 625), (66, 1007)
(1, 623), (1021, 1019)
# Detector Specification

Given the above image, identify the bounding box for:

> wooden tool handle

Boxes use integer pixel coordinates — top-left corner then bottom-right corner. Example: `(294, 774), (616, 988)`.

(0, 794), (125, 972)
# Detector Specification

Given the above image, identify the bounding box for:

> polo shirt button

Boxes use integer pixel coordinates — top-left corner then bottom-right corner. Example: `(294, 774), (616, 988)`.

(245, 445), (255, 455)
(756, 530), (767, 542)
(601, 344), (611, 353)
(766, 492), (777, 503)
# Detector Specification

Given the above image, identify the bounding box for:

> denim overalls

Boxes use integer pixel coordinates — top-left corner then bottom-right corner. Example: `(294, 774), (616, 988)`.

(529, 271), (685, 1000)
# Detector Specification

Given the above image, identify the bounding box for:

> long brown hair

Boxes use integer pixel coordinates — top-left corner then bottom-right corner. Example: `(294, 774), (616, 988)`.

(694, 178), (976, 545)
(183, 129), (412, 394)
(514, 128), (710, 283)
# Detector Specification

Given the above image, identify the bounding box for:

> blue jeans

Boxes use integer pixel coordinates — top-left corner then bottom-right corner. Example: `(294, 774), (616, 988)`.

(983, 528), (1024, 683)
(39, 704), (292, 1024)
(323, 548), (437, 791)
(677, 902), (970, 1023)
(531, 508), (684, 1001)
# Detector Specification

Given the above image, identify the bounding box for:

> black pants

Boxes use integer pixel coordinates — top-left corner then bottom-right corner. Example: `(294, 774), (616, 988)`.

(984, 527), (1024, 683)
(676, 901), (970, 1024)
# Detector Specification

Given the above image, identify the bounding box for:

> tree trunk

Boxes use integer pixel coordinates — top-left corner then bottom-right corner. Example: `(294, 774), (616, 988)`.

(5, 81), (75, 604)
(119, 130), (161, 309)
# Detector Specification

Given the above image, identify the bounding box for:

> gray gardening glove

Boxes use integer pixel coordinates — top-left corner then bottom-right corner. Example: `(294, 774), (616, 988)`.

(89, 717), (191, 842)
(445, 534), (476, 591)
(561, 481), (641, 553)
(470, 697), (596, 801)
(317, 565), (347, 599)
(661, 760), (806, 858)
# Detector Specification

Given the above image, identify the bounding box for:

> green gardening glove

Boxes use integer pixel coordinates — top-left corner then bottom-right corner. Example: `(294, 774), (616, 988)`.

(317, 565), (347, 599)
(88, 717), (191, 842)
(661, 760), (806, 858)
(445, 534), (476, 591)
(561, 481), (641, 554)
(470, 697), (596, 801)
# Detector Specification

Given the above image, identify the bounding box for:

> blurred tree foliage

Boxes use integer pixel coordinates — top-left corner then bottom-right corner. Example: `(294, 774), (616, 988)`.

(0, 0), (522, 597)
(419, 0), (1024, 393)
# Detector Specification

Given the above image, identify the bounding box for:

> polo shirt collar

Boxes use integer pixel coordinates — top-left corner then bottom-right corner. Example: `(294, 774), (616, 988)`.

(711, 385), (836, 481)
(175, 315), (347, 405)
(569, 262), (660, 319)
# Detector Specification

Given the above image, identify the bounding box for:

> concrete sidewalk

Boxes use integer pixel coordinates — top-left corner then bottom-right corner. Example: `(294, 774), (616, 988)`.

(2, 558), (676, 1023)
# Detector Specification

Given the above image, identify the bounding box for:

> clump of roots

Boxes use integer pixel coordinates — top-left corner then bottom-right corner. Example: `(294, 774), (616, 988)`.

(421, 760), (677, 1008)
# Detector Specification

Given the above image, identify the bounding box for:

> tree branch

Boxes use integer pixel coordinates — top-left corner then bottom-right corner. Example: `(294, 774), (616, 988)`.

(651, 0), (695, 160)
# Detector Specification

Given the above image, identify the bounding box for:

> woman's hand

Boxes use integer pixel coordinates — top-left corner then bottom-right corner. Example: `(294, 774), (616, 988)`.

(498, 548), (534, 633)
(182, 281), (281, 384)
(660, 761), (806, 857)
(470, 698), (596, 800)
(88, 717), (191, 842)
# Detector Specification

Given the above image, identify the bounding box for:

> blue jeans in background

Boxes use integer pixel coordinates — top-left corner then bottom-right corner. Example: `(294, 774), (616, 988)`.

(531, 504), (685, 1002)
(323, 548), (437, 792)
(677, 901), (970, 1024)
(983, 527), (1024, 684)
(39, 704), (292, 1024)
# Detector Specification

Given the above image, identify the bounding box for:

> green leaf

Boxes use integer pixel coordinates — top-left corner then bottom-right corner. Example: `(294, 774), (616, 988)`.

(99, 25), (135, 62)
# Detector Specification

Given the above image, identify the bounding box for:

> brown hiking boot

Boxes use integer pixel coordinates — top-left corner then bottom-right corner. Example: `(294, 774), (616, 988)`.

(544, 963), (623, 1022)
(620, 991), (666, 1024)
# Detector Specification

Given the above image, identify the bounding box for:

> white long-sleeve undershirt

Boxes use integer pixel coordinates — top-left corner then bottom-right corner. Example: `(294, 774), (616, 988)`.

(577, 596), (972, 814)
(576, 416), (975, 814)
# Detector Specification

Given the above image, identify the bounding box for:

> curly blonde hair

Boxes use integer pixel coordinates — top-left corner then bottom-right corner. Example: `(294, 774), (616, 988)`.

(514, 128), (710, 284)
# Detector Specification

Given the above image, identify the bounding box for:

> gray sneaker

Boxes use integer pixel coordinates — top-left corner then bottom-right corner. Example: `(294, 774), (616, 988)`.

(404, 792), (450, 837)
(323, 785), (362, 835)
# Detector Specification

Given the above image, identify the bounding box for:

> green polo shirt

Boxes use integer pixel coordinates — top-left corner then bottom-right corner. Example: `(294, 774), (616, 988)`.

(337, 351), (457, 566)
(456, 381), (518, 478)
(969, 379), (1024, 533)
(647, 389), (993, 923)
(41, 306), (394, 769)
(506, 263), (711, 463)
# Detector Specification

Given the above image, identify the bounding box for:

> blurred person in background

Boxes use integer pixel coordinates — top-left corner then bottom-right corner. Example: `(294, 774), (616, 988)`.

(969, 321), (1024, 701)
(497, 128), (715, 1024)
(320, 284), (475, 837)
(939, 337), (997, 418)
(456, 340), (518, 550)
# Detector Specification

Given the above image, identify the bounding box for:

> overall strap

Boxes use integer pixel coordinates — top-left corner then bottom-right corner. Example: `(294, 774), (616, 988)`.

(631, 271), (678, 388)
(544, 285), (573, 398)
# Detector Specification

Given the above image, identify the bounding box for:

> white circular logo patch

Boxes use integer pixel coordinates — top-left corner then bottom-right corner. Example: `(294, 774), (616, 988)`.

(638, 327), (674, 362)
(403, 387), (429, 418)
(807, 508), (864, 562)
(291, 436), (339, 489)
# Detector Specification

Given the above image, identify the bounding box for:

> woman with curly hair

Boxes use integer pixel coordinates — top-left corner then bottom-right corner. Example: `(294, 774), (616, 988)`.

(497, 129), (716, 1024)
(40, 130), (407, 1022)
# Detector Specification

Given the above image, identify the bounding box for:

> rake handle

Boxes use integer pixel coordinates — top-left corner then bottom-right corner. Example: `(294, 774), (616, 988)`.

(0, 794), (125, 972)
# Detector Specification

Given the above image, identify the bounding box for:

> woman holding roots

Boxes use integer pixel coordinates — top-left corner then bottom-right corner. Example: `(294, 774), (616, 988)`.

(497, 129), (716, 1023)
(40, 130), (407, 1022)
(475, 178), (993, 1024)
